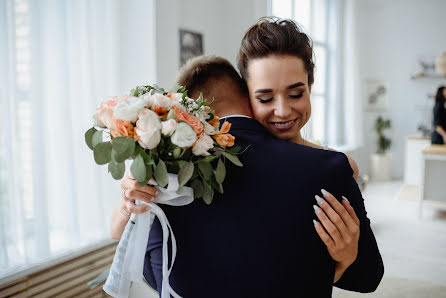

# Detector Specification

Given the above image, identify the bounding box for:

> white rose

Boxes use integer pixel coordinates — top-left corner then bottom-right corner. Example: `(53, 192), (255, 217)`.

(161, 119), (177, 136)
(135, 109), (162, 149)
(203, 121), (218, 135)
(92, 111), (105, 127)
(192, 134), (214, 156)
(152, 93), (172, 108)
(170, 122), (197, 148)
(113, 96), (147, 122)
(141, 93), (154, 108)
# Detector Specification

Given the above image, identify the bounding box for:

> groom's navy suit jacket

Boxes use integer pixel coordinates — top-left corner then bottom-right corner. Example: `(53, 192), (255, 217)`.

(143, 117), (384, 297)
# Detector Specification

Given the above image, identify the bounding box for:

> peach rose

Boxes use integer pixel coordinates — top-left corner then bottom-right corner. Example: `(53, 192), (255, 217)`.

(173, 106), (203, 135)
(212, 121), (234, 148)
(213, 134), (235, 148)
(98, 95), (130, 130)
(111, 118), (135, 138)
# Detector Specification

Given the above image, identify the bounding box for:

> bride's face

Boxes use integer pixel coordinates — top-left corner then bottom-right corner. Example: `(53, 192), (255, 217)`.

(246, 55), (311, 143)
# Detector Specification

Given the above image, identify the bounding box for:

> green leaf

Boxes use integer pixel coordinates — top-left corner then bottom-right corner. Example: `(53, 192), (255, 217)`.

(202, 181), (214, 205)
(140, 149), (154, 165)
(93, 142), (112, 165)
(92, 130), (103, 148)
(215, 158), (226, 184)
(85, 127), (97, 150)
(112, 137), (136, 162)
(108, 160), (125, 180)
(198, 161), (213, 181)
(222, 152), (243, 167)
(178, 161), (194, 187)
(200, 155), (219, 163)
(130, 155), (146, 182)
(191, 179), (204, 198)
(177, 160), (188, 168)
(154, 159), (168, 188)
(138, 163), (153, 186)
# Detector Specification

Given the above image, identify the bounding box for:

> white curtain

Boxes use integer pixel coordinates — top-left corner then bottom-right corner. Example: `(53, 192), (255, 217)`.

(342, 0), (363, 149)
(0, 0), (125, 277)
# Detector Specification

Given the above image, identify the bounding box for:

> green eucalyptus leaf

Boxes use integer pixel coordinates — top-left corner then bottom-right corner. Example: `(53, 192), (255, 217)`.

(85, 127), (97, 150)
(191, 179), (204, 198)
(215, 158), (226, 184)
(198, 161), (213, 181)
(222, 152), (243, 167)
(200, 155), (218, 163)
(154, 159), (168, 188)
(112, 137), (136, 162)
(93, 142), (112, 165)
(138, 163), (153, 186)
(130, 155), (146, 182)
(178, 161), (194, 187)
(202, 181), (214, 205)
(177, 160), (188, 168)
(108, 160), (125, 180)
(92, 130), (103, 148)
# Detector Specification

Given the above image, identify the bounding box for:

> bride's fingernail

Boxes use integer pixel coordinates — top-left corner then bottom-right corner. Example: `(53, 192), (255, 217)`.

(313, 219), (319, 227)
(342, 196), (350, 204)
(313, 205), (322, 214)
(315, 195), (324, 205)
(144, 206), (150, 211)
(321, 189), (329, 197)
(155, 190), (160, 197)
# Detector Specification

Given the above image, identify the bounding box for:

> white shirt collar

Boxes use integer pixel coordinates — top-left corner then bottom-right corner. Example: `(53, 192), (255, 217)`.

(220, 115), (252, 120)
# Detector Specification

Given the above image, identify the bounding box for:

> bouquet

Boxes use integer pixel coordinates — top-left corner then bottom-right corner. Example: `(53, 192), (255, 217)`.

(85, 84), (242, 298)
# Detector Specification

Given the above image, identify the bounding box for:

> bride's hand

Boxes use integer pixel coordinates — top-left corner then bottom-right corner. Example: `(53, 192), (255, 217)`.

(312, 189), (360, 281)
(120, 172), (159, 214)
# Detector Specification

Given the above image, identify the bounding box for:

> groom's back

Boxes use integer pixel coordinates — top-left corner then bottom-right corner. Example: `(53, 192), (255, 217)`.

(145, 117), (354, 297)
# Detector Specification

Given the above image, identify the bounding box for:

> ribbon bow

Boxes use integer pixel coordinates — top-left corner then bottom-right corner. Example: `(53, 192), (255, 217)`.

(104, 173), (194, 298)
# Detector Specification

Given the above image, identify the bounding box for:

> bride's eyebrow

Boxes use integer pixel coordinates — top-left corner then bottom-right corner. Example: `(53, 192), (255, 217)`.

(254, 88), (272, 94)
(287, 82), (305, 89)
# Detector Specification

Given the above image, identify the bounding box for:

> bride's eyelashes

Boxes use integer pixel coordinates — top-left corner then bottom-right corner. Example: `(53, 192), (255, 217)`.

(258, 97), (273, 103)
(257, 92), (304, 103)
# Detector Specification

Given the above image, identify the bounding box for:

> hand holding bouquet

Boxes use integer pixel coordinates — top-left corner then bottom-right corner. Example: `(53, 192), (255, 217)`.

(85, 84), (242, 298)
(85, 84), (242, 204)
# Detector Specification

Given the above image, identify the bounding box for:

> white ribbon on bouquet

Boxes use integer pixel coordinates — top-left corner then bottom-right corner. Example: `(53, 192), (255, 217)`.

(103, 173), (194, 298)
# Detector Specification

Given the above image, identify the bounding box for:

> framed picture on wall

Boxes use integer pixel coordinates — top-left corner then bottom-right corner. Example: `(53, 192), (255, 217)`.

(179, 29), (203, 66)
(365, 80), (389, 111)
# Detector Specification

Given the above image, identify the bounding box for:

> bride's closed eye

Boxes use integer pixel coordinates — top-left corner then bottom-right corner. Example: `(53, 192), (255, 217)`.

(257, 96), (273, 104)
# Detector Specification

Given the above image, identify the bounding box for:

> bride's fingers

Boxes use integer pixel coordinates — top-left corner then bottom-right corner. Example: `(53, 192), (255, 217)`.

(121, 177), (160, 198)
(313, 219), (334, 249)
(319, 189), (357, 234)
(342, 196), (360, 226)
(313, 205), (342, 244)
(315, 194), (350, 239)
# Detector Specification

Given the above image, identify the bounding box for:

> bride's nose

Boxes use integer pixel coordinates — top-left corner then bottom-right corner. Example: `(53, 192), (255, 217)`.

(273, 96), (292, 118)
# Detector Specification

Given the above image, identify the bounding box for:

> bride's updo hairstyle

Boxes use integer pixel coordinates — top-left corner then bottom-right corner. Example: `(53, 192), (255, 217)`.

(237, 17), (315, 87)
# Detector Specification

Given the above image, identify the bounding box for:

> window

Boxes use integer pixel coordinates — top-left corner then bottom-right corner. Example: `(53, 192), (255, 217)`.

(271, 0), (340, 146)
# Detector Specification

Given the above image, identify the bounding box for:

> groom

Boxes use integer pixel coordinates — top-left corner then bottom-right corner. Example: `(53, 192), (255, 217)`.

(142, 56), (384, 297)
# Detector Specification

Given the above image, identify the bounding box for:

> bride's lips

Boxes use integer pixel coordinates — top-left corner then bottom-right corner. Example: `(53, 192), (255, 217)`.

(269, 118), (298, 131)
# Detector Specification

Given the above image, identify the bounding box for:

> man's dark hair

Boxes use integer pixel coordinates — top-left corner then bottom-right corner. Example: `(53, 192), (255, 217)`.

(176, 55), (247, 96)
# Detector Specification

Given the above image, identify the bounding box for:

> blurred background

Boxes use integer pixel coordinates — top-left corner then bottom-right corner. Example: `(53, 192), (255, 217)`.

(1, 0), (446, 297)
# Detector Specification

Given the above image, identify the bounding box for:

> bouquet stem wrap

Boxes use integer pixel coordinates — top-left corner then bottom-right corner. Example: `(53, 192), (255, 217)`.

(103, 174), (194, 298)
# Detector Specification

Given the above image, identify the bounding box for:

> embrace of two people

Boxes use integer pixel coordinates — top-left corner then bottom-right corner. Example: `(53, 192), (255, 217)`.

(110, 18), (384, 297)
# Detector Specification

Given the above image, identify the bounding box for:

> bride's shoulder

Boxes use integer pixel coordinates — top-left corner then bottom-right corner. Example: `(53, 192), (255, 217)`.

(306, 141), (359, 181)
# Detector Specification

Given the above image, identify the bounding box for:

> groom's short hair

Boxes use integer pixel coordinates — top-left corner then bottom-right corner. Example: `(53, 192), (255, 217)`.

(176, 55), (247, 98)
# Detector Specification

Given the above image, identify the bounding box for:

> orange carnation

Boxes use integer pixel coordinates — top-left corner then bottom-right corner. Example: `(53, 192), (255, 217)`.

(173, 106), (203, 135)
(152, 105), (168, 117)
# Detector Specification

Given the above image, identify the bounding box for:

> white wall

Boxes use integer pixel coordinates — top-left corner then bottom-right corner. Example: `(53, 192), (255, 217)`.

(355, 0), (446, 179)
(155, 0), (268, 88)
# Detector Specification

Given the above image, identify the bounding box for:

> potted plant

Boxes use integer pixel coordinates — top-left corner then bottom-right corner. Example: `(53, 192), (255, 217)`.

(370, 116), (392, 181)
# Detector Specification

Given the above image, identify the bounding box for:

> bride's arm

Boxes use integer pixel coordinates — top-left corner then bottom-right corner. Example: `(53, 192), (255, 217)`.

(110, 172), (159, 239)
